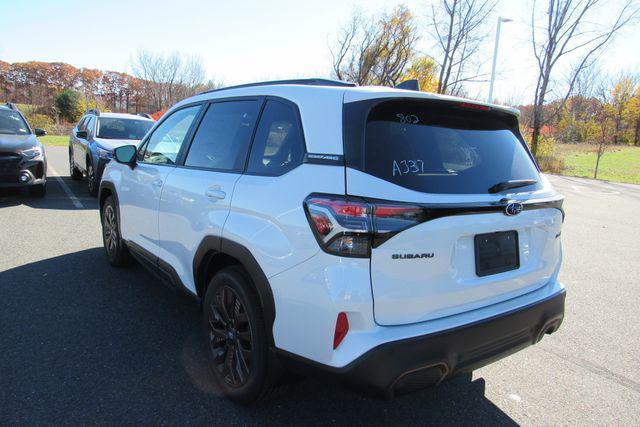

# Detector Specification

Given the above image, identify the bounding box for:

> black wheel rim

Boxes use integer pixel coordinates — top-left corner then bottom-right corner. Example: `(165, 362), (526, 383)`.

(87, 164), (95, 192)
(103, 205), (118, 254)
(208, 285), (253, 388)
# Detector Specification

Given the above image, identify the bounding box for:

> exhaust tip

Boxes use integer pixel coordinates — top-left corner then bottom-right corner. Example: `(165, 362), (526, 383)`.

(536, 316), (563, 342)
(391, 363), (449, 397)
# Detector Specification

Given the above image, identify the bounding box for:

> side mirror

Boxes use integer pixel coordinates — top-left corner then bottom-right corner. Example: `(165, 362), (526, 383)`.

(34, 128), (46, 137)
(114, 145), (137, 167)
(76, 130), (88, 139)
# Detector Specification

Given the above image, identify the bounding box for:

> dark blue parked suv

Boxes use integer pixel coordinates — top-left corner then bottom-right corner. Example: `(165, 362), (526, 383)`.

(69, 109), (154, 195)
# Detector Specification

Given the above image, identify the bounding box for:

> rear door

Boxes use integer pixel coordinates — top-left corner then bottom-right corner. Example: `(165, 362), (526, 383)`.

(343, 97), (564, 326)
(158, 99), (262, 290)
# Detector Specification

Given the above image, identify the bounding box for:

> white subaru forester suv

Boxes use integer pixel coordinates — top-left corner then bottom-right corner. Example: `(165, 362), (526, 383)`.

(99, 79), (565, 402)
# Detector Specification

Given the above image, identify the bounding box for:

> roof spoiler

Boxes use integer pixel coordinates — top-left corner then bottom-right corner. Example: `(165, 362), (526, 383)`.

(4, 102), (18, 111)
(85, 109), (100, 116)
(395, 80), (420, 91)
(136, 113), (153, 119)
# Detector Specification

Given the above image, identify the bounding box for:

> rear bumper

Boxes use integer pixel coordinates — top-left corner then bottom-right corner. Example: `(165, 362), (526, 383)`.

(277, 289), (565, 398)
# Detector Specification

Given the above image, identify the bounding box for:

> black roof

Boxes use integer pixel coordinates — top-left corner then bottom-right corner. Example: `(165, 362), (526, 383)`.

(199, 78), (356, 95)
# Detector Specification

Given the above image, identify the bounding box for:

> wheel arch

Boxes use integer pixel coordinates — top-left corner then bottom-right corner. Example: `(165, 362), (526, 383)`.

(194, 236), (276, 346)
(98, 181), (118, 220)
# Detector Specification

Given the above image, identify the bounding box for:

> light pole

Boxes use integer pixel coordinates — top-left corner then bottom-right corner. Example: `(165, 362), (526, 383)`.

(488, 17), (513, 103)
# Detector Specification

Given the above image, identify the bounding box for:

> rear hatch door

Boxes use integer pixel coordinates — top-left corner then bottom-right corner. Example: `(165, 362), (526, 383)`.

(343, 96), (563, 326)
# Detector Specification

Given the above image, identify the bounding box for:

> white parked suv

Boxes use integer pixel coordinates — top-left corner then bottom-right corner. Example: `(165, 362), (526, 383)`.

(99, 79), (566, 402)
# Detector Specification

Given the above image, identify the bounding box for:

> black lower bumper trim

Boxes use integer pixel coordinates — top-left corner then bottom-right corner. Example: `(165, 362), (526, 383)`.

(277, 290), (565, 398)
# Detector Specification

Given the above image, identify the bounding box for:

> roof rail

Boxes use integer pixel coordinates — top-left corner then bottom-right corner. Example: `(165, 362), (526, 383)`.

(85, 109), (101, 116)
(4, 102), (18, 111)
(135, 112), (153, 119)
(199, 78), (356, 95)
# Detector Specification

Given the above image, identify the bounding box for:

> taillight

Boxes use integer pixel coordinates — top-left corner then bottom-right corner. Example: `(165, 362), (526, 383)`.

(304, 194), (426, 257)
(304, 195), (372, 257)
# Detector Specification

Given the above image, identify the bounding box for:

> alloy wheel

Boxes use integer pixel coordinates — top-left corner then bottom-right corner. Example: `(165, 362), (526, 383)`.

(103, 205), (118, 255)
(208, 285), (253, 388)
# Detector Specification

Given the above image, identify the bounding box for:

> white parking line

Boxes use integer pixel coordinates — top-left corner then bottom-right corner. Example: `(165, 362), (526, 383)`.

(47, 164), (84, 209)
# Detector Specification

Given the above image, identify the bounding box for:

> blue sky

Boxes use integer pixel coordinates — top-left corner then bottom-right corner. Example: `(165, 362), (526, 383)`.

(1, 0), (638, 104)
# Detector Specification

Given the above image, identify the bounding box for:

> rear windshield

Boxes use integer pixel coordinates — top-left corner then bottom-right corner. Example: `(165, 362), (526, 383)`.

(344, 99), (540, 194)
(0, 109), (30, 135)
(97, 118), (153, 140)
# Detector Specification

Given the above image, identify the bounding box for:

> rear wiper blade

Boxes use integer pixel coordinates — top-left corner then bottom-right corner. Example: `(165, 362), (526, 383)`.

(488, 179), (538, 194)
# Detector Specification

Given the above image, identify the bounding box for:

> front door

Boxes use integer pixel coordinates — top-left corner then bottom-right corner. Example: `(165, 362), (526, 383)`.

(118, 105), (202, 256)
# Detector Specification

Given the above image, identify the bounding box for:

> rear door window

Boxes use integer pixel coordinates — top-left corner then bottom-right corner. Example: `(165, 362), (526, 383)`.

(347, 99), (540, 194)
(185, 100), (260, 172)
(247, 100), (305, 176)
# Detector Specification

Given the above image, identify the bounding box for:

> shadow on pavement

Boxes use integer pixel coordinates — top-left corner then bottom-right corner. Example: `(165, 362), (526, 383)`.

(0, 248), (516, 425)
(0, 176), (98, 211)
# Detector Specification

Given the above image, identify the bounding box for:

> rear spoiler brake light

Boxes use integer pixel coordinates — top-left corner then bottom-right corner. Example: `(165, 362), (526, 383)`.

(457, 102), (492, 111)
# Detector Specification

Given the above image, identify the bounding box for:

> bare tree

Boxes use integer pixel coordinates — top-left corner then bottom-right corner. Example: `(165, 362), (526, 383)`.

(132, 51), (208, 111)
(428, 0), (496, 96)
(593, 74), (615, 179)
(529, 0), (639, 156)
(331, 6), (418, 86)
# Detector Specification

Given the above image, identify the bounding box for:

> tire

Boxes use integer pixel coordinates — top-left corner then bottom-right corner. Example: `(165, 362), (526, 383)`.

(69, 150), (82, 180)
(29, 183), (46, 197)
(101, 196), (132, 267)
(203, 266), (275, 403)
(86, 159), (98, 197)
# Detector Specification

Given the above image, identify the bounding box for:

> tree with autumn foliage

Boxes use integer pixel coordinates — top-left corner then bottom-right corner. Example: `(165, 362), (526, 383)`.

(331, 6), (419, 87)
(0, 60), (168, 120)
(401, 56), (439, 92)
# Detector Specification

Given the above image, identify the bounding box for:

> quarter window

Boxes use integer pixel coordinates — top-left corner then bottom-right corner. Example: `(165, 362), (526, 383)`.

(247, 100), (304, 176)
(77, 116), (88, 131)
(142, 106), (200, 165)
(185, 100), (260, 171)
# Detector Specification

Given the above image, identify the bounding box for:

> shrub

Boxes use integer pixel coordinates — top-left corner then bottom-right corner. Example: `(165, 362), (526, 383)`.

(25, 113), (54, 131)
(55, 90), (83, 122)
(536, 155), (566, 174)
(534, 135), (565, 174)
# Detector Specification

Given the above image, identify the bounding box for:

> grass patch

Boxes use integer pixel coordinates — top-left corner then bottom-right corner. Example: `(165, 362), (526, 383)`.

(40, 135), (69, 147)
(557, 144), (640, 184)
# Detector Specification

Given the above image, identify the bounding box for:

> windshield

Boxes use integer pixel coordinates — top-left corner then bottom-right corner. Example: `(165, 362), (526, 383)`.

(0, 109), (30, 135)
(345, 99), (540, 195)
(97, 117), (153, 140)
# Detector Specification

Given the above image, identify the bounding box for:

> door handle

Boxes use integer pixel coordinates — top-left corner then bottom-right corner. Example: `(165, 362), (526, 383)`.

(151, 179), (163, 188)
(205, 188), (226, 200)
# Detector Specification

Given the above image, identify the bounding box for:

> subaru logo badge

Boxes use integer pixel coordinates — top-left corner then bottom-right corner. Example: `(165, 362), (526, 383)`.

(505, 202), (523, 216)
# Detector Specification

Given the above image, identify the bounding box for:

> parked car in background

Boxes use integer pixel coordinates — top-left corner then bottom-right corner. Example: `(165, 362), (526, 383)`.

(0, 103), (47, 197)
(98, 79), (566, 403)
(69, 110), (154, 196)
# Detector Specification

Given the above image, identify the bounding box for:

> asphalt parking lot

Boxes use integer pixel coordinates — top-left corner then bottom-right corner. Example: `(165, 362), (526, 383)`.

(1, 146), (639, 425)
